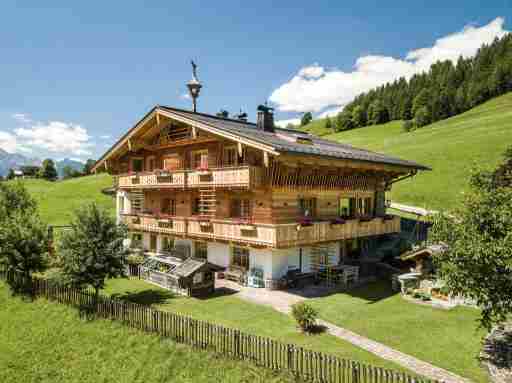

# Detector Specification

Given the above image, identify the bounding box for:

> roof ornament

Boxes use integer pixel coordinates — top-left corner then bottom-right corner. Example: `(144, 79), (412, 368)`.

(187, 60), (202, 112)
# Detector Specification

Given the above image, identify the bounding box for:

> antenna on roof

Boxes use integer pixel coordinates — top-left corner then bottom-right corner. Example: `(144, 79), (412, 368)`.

(186, 60), (202, 113)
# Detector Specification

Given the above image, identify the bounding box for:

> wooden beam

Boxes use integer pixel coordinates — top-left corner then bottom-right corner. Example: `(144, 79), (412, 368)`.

(264, 152), (269, 168)
(237, 142), (243, 157)
(192, 125), (197, 139)
(127, 139), (132, 151)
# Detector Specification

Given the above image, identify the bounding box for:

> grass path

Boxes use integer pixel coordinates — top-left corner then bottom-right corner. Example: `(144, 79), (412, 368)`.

(0, 282), (293, 383)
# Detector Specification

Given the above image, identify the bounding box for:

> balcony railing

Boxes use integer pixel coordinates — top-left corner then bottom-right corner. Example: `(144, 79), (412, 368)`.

(118, 171), (186, 189)
(117, 166), (263, 190)
(122, 214), (187, 235)
(122, 214), (400, 248)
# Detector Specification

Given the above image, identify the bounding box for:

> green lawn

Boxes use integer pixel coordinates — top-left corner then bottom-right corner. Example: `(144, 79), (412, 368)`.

(0, 282), (293, 383)
(18, 173), (114, 225)
(302, 93), (512, 211)
(103, 278), (418, 376)
(307, 281), (489, 383)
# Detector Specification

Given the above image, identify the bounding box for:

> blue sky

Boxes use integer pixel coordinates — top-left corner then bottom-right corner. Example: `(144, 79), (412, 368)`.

(0, 1), (511, 161)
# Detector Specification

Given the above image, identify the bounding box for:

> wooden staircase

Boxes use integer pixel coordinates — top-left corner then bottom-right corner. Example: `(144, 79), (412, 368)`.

(198, 186), (217, 219)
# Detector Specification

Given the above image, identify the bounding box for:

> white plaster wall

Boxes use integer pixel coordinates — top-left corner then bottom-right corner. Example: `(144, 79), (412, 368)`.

(207, 242), (230, 268)
(116, 191), (130, 223)
(269, 249), (292, 279)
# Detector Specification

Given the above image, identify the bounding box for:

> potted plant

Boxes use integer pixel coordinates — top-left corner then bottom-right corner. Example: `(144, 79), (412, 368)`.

(330, 217), (346, 226)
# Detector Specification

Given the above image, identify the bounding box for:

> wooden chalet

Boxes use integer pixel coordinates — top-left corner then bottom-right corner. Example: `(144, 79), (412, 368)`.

(93, 98), (429, 289)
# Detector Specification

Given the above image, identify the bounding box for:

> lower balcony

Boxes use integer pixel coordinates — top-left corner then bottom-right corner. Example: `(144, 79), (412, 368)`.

(122, 214), (400, 248)
(122, 214), (187, 235)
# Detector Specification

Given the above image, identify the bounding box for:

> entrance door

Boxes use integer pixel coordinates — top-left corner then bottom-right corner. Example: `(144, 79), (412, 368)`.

(150, 234), (158, 252)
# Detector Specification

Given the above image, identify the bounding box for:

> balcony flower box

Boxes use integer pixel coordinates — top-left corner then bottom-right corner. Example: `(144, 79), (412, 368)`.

(239, 224), (256, 231)
(330, 217), (346, 226)
(383, 214), (395, 221)
(296, 217), (314, 231)
(359, 216), (374, 223)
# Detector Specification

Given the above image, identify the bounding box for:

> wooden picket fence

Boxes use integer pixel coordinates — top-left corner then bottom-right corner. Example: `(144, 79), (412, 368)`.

(0, 269), (436, 383)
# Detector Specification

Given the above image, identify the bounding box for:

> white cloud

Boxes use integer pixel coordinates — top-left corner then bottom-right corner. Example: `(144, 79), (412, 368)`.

(180, 92), (191, 100)
(318, 106), (344, 119)
(99, 135), (111, 139)
(270, 17), (509, 114)
(274, 118), (301, 128)
(0, 131), (18, 153)
(14, 121), (93, 157)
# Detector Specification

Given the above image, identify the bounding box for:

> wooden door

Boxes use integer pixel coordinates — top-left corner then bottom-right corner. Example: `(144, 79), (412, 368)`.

(150, 234), (157, 252)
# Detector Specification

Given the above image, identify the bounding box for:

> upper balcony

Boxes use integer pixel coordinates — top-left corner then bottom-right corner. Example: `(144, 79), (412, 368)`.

(122, 213), (400, 248)
(117, 166), (263, 190)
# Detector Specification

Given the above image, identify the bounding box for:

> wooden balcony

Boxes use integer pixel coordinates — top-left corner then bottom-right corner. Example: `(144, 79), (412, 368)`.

(187, 219), (276, 246)
(118, 172), (186, 189)
(123, 214), (400, 248)
(274, 216), (401, 247)
(117, 166), (263, 190)
(122, 214), (187, 235)
(187, 166), (263, 189)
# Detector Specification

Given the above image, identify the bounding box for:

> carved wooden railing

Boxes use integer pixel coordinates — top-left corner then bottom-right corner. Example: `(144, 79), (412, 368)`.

(118, 171), (187, 188)
(122, 214), (187, 235)
(122, 214), (400, 248)
(117, 166), (263, 189)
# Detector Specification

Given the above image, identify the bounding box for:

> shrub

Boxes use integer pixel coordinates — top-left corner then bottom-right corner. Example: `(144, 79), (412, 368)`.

(291, 302), (318, 332)
(402, 120), (414, 133)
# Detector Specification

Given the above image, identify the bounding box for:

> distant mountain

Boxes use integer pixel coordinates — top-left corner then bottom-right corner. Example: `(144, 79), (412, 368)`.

(56, 158), (84, 177)
(0, 149), (41, 177)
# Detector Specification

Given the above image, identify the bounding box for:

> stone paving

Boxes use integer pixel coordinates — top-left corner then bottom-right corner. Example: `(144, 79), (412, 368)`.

(216, 279), (472, 383)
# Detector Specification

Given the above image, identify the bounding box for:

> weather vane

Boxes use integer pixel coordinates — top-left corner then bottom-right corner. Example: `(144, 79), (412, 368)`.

(187, 59), (202, 113)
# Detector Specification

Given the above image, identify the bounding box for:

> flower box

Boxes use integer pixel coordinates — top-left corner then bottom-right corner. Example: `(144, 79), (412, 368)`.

(359, 216), (373, 223)
(330, 218), (346, 226)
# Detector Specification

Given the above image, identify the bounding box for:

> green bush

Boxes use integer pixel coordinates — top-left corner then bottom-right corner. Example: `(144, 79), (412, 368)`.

(402, 120), (415, 133)
(291, 302), (318, 332)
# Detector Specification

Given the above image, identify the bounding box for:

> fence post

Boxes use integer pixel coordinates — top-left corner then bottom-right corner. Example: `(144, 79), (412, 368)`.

(287, 344), (293, 371)
(352, 362), (359, 383)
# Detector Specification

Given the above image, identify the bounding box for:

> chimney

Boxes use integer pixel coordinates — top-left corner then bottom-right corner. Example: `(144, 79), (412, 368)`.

(256, 104), (275, 132)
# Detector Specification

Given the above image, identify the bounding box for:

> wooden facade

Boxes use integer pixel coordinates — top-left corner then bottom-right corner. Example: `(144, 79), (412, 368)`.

(93, 105), (427, 287)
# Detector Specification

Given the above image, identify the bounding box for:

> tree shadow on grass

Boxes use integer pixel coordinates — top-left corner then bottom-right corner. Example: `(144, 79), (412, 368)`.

(110, 289), (175, 306)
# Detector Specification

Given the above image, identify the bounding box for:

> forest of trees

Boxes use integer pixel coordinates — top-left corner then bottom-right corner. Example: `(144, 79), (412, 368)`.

(328, 34), (512, 132)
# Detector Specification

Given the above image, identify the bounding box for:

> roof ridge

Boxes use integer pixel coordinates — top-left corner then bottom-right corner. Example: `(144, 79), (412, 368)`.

(160, 105), (258, 127)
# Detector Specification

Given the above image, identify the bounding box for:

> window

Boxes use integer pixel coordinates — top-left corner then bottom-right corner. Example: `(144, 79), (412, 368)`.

(131, 233), (142, 248)
(299, 198), (316, 217)
(192, 150), (208, 169)
(223, 146), (246, 166)
(230, 199), (251, 219)
(224, 146), (237, 167)
(161, 236), (174, 252)
(338, 198), (350, 217)
(194, 241), (208, 259)
(231, 246), (249, 270)
(163, 155), (181, 171)
(146, 156), (156, 172)
(362, 197), (372, 216)
(192, 197), (201, 215)
(118, 196), (125, 215)
(193, 272), (204, 284)
(161, 198), (176, 216)
(131, 158), (144, 172)
(150, 234), (157, 252)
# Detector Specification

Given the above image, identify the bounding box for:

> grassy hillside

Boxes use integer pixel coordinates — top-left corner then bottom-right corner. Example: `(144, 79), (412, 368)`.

(0, 282), (292, 383)
(303, 93), (512, 210)
(20, 173), (115, 225)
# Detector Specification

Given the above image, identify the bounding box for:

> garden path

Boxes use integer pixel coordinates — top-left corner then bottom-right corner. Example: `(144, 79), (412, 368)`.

(217, 279), (472, 383)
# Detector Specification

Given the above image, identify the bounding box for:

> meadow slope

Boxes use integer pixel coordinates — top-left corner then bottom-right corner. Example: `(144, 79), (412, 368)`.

(303, 92), (512, 210)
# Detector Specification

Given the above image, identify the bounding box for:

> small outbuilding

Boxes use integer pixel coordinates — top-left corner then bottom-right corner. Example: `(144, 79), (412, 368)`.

(140, 255), (223, 297)
(400, 243), (447, 276)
